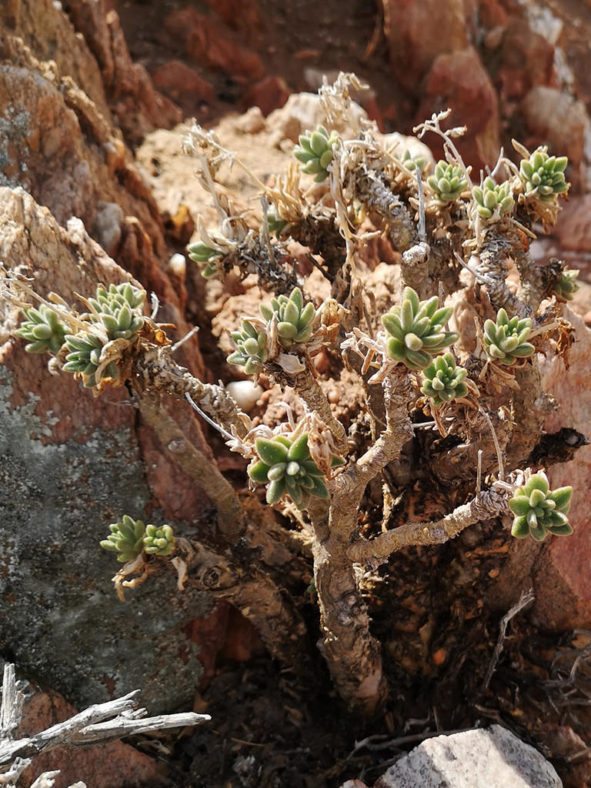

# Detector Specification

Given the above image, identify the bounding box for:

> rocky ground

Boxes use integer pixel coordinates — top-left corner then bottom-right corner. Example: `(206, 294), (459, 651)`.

(2, 1), (591, 786)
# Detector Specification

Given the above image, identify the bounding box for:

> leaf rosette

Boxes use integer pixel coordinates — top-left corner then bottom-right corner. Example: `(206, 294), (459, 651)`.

(509, 472), (573, 541)
(421, 353), (468, 407)
(248, 433), (328, 508)
(427, 161), (467, 203)
(483, 308), (534, 366)
(16, 305), (66, 354)
(227, 320), (268, 374)
(554, 269), (579, 301)
(260, 287), (316, 349)
(382, 287), (458, 371)
(294, 125), (340, 182)
(472, 177), (514, 220)
(100, 515), (146, 563)
(143, 524), (176, 556)
(519, 147), (569, 202)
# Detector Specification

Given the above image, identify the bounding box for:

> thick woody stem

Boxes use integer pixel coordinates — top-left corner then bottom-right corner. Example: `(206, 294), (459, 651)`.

(474, 232), (530, 317)
(311, 368), (414, 714)
(273, 363), (348, 453)
(186, 543), (309, 668)
(137, 397), (308, 668)
(504, 363), (545, 468)
(353, 166), (417, 252)
(136, 394), (246, 544)
(133, 347), (251, 440)
(348, 486), (510, 564)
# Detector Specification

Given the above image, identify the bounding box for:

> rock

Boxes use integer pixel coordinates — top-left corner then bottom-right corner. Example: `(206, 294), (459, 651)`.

(0, 3), (204, 355)
(226, 380), (263, 412)
(65, 0), (181, 143)
(94, 200), (124, 256)
(488, 308), (591, 630)
(478, 0), (509, 29)
(521, 87), (589, 169)
(0, 11), (164, 252)
(530, 307), (591, 630)
(0, 0), (111, 121)
(553, 195), (591, 253)
(151, 60), (216, 114)
(266, 92), (367, 146)
(382, 0), (471, 92)
(234, 105), (266, 134)
(14, 674), (162, 787)
(374, 725), (561, 787)
(202, 0), (263, 47)
(540, 724), (591, 788)
(163, 7), (264, 80)
(242, 75), (290, 116)
(0, 187), (210, 713)
(415, 46), (500, 170)
(489, 19), (556, 103)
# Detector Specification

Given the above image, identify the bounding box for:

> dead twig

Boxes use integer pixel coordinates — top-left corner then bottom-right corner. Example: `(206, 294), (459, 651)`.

(483, 588), (535, 690)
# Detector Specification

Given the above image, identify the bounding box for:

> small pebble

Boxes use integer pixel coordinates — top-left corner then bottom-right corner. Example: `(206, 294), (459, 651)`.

(226, 380), (263, 412)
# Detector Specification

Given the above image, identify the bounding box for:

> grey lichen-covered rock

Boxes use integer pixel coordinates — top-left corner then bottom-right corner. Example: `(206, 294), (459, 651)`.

(0, 187), (210, 714)
(374, 725), (561, 787)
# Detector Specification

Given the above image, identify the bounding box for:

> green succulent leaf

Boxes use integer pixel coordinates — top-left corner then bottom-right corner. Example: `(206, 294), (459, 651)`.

(427, 160), (468, 202)
(548, 486), (572, 513)
(287, 433), (310, 461)
(248, 430), (331, 509)
(382, 287), (457, 371)
(255, 438), (289, 466)
(248, 460), (271, 483)
(259, 286), (317, 349)
(483, 308), (534, 365)
(143, 524), (175, 556)
(100, 515), (146, 562)
(509, 474), (574, 541)
(519, 146), (569, 202)
(294, 126), (340, 182)
(17, 305), (67, 354)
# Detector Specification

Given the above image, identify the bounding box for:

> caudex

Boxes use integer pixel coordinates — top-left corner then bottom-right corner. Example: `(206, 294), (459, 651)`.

(5, 74), (581, 715)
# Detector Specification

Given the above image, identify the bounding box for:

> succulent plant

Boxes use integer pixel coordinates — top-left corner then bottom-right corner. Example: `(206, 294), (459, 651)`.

(472, 177), (515, 220)
(143, 524), (176, 556)
(88, 283), (145, 340)
(266, 204), (288, 237)
(294, 125), (340, 182)
(62, 332), (115, 387)
(382, 287), (458, 371)
(187, 240), (221, 278)
(483, 308), (534, 366)
(554, 268), (579, 301)
(61, 283), (146, 387)
(248, 433), (328, 507)
(519, 147), (569, 202)
(100, 515), (146, 562)
(421, 352), (468, 407)
(401, 149), (429, 174)
(16, 305), (66, 354)
(427, 161), (468, 202)
(509, 472), (573, 540)
(227, 320), (268, 374)
(260, 286), (316, 349)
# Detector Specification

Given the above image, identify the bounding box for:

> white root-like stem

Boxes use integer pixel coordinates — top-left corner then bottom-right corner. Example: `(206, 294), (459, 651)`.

(0, 664), (209, 779)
